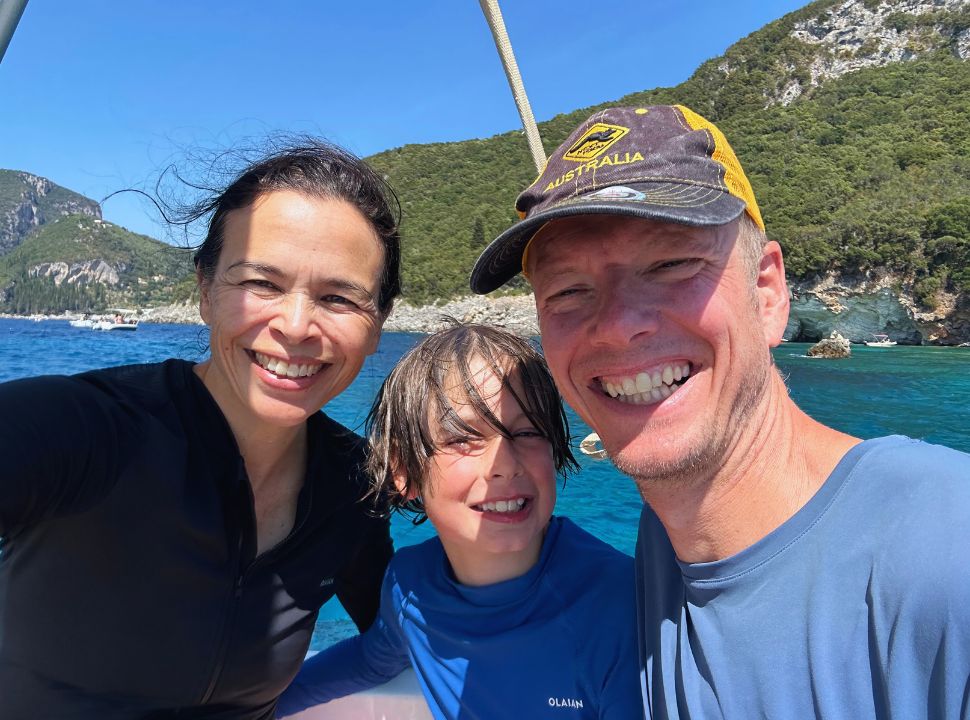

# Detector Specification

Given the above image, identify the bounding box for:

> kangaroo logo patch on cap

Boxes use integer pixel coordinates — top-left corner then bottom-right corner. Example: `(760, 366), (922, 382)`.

(585, 185), (646, 201)
(563, 123), (630, 162)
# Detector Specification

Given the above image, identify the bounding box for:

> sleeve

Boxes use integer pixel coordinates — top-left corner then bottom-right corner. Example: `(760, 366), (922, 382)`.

(276, 573), (410, 718)
(0, 375), (124, 535)
(334, 513), (394, 632)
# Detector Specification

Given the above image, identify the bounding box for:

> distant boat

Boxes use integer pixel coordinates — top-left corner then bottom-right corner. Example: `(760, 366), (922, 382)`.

(69, 318), (94, 328)
(864, 334), (896, 347)
(92, 318), (138, 331)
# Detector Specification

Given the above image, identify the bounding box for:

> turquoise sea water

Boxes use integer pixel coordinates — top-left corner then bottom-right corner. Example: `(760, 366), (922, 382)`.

(2, 318), (969, 647)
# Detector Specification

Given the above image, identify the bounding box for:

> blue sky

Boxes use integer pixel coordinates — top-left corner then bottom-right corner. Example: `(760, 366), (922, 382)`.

(2, 1), (807, 239)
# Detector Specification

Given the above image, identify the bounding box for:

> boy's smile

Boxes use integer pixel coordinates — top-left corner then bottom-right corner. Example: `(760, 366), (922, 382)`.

(420, 357), (557, 587)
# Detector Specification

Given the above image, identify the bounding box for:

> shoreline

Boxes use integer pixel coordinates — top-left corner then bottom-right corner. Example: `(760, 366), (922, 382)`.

(7, 294), (969, 346)
(0, 294), (541, 336)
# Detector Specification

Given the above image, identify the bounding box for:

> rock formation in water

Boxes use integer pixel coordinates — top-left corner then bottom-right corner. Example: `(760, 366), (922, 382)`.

(808, 331), (852, 358)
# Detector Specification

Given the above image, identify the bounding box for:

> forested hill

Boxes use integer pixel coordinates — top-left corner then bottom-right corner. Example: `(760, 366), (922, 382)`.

(368, 0), (970, 307)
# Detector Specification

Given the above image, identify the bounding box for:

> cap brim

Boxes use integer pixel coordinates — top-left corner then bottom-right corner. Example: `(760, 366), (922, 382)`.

(469, 191), (746, 294)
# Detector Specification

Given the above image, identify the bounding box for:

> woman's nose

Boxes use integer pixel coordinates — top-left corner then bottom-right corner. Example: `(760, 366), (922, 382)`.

(270, 291), (318, 342)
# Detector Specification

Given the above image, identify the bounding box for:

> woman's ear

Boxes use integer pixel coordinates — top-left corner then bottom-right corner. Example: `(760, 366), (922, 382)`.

(197, 269), (211, 325)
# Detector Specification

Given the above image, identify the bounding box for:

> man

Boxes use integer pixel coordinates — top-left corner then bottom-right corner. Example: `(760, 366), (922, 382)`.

(470, 105), (970, 718)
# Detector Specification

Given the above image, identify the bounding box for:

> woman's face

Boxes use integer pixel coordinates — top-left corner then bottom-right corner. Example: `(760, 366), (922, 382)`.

(197, 190), (385, 433)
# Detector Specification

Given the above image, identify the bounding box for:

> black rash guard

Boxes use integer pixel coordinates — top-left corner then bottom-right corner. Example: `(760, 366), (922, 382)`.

(0, 359), (393, 719)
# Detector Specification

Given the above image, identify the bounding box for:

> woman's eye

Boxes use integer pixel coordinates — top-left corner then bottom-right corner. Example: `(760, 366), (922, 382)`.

(514, 428), (546, 440)
(242, 279), (280, 293)
(321, 294), (358, 308)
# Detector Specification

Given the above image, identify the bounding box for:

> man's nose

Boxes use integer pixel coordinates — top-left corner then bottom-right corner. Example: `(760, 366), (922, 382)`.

(589, 278), (661, 348)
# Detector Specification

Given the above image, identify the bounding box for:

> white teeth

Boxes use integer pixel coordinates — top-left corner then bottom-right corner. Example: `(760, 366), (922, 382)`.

(480, 498), (527, 513)
(600, 363), (691, 404)
(254, 352), (323, 379)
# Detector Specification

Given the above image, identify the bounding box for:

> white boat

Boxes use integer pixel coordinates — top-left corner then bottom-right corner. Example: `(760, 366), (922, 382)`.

(92, 319), (138, 331)
(864, 334), (896, 347)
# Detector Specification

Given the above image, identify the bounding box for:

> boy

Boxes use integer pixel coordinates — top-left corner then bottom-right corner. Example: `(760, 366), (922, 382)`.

(277, 324), (640, 719)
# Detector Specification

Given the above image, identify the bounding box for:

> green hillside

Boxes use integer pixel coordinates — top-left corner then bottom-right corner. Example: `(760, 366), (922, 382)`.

(367, 0), (970, 305)
(0, 215), (194, 314)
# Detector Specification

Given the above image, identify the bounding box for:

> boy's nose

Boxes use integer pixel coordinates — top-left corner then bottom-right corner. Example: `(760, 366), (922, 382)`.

(485, 435), (522, 479)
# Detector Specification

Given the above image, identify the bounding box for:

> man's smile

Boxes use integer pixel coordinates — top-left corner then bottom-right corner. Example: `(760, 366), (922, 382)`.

(597, 362), (693, 405)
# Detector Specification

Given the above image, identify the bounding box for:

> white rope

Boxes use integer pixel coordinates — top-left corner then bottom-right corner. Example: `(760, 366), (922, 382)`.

(478, 0), (546, 173)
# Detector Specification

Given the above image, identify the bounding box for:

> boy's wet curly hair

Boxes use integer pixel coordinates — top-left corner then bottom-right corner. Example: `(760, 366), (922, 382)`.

(365, 321), (578, 523)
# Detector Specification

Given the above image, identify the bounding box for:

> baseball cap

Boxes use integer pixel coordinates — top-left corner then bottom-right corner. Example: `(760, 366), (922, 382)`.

(470, 104), (764, 294)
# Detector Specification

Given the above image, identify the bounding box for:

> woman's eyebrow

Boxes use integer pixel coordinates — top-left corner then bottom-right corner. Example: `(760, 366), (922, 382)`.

(225, 261), (282, 276)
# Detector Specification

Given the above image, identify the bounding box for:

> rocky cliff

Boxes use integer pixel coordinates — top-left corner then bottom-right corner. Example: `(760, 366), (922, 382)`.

(0, 170), (101, 254)
(774, 0), (969, 105)
(786, 271), (970, 344)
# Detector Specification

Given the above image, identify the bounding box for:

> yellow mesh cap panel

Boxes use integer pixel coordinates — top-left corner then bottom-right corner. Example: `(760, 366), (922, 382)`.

(675, 105), (765, 231)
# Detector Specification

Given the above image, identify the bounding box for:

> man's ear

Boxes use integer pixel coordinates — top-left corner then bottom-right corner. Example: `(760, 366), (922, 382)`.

(757, 240), (790, 347)
(197, 269), (211, 325)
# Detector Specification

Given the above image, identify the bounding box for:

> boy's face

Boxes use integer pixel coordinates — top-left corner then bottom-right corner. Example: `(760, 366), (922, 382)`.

(421, 357), (557, 587)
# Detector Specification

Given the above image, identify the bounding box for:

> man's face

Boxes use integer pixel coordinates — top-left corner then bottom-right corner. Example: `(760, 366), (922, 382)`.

(527, 215), (787, 489)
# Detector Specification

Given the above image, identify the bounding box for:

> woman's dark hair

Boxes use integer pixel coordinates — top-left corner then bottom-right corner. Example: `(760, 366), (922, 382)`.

(366, 321), (579, 524)
(190, 140), (401, 315)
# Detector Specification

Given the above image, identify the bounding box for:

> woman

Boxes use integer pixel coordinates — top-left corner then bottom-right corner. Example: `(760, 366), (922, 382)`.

(0, 142), (401, 719)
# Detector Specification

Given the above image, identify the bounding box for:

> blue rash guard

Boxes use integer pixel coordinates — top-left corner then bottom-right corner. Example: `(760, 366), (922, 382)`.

(636, 436), (970, 719)
(278, 516), (643, 719)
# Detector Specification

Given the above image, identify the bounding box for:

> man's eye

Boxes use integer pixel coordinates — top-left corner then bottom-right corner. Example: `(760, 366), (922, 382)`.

(656, 258), (701, 271)
(549, 286), (586, 300)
